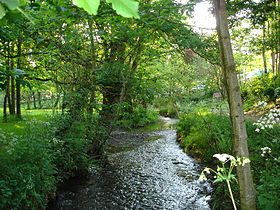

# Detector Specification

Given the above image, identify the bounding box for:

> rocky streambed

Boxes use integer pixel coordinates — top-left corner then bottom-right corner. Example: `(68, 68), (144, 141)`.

(48, 117), (211, 210)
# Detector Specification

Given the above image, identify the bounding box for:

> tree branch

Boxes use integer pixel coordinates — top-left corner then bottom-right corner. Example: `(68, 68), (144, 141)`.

(0, 51), (48, 58)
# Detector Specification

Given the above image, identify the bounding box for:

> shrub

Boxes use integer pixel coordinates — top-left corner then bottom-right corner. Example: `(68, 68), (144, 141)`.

(177, 108), (280, 209)
(50, 115), (94, 180)
(0, 129), (56, 209)
(176, 113), (232, 162)
(0, 114), (94, 209)
(159, 105), (178, 118)
(241, 73), (280, 110)
(246, 121), (280, 210)
(117, 105), (159, 128)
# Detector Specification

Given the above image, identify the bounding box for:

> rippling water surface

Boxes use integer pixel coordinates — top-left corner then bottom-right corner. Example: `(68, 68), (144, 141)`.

(48, 117), (211, 210)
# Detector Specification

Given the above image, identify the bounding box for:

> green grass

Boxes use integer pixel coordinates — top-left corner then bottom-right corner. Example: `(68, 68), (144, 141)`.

(0, 108), (61, 136)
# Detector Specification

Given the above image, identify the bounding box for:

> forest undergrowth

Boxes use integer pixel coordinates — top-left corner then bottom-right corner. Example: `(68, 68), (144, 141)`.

(176, 99), (280, 210)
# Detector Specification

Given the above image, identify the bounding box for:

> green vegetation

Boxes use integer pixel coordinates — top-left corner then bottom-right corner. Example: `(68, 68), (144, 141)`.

(0, 111), (95, 209)
(0, 0), (279, 209)
(241, 74), (280, 111)
(176, 101), (280, 209)
(116, 104), (159, 128)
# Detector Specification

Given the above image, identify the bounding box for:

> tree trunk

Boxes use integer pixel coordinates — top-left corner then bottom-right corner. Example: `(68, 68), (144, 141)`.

(213, 0), (256, 209)
(33, 92), (37, 109)
(6, 76), (12, 115)
(38, 92), (42, 109)
(87, 19), (97, 117)
(3, 93), (7, 121)
(275, 53), (280, 74)
(16, 39), (22, 118)
(27, 93), (31, 110)
(10, 76), (16, 115)
(262, 24), (268, 73)
(272, 52), (276, 75)
(16, 81), (21, 118)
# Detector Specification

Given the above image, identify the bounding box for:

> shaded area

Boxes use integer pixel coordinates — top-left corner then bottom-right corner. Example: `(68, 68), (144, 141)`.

(48, 117), (211, 210)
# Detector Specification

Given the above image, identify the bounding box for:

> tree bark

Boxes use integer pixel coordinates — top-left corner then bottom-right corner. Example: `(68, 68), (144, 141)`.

(16, 39), (22, 118)
(27, 93), (31, 110)
(3, 93), (7, 121)
(10, 76), (16, 115)
(6, 76), (12, 115)
(16, 81), (21, 118)
(213, 0), (256, 209)
(262, 24), (268, 73)
(33, 92), (37, 109)
(38, 92), (42, 109)
(272, 52), (276, 74)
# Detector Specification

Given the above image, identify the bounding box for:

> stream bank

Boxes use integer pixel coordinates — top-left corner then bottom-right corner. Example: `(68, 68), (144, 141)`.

(48, 117), (211, 209)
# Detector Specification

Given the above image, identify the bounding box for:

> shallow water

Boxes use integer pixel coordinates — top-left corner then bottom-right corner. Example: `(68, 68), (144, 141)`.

(48, 117), (211, 210)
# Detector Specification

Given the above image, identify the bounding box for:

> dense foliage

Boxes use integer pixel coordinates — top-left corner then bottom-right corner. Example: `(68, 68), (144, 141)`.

(176, 102), (280, 209)
(0, 0), (279, 208)
(241, 74), (280, 110)
(0, 112), (99, 209)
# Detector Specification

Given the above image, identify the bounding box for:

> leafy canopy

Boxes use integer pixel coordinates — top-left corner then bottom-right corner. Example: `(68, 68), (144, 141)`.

(0, 0), (139, 19)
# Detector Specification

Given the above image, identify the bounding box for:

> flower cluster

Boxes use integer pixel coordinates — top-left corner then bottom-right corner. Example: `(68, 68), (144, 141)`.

(213, 153), (235, 163)
(255, 101), (268, 108)
(199, 154), (250, 182)
(260, 146), (272, 157)
(253, 108), (280, 132)
(199, 154), (250, 210)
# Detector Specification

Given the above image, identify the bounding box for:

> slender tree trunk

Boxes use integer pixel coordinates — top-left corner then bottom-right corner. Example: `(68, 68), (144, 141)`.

(16, 81), (21, 118)
(87, 19), (97, 116)
(275, 53), (280, 74)
(262, 24), (268, 73)
(38, 92), (42, 109)
(9, 43), (16, 115)
(27, 93), (31, 110)
(6, 76), (12, 114)
(272, 52), (276, 75)
(33, 92), (37, 109)
(213, 0), (256, 209)
(10, 76), (16, 115)
(6, 42), (12, 115)
(3, 93), (7, 121)
(16, 39), (22, 118)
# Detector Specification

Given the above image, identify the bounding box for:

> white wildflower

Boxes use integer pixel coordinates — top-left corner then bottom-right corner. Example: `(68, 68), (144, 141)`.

(261, 147), (272, 157)
(204, 168), (211, 174)
(213, 154), (235, 163)
(199, 173), (207, 181)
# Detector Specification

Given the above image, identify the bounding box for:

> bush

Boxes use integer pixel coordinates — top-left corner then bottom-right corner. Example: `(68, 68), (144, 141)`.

(0, 114), (94, 209)
(117, 105), (159, 128)
(0, 126), (56, 209)
(241, 73), (280, 110)
(246, 121), (280, 210)
(177, 109), (280, 209)
(50, 115), (95, 180)
(159, 105), (178, 118)
(177, 113), (232, 162)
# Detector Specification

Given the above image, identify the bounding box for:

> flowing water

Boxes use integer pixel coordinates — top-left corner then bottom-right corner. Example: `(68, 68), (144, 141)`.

(48, 117), (211, 210)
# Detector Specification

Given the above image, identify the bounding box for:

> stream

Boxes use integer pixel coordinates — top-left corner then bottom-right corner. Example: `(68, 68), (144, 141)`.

(48, 117), (212, 210)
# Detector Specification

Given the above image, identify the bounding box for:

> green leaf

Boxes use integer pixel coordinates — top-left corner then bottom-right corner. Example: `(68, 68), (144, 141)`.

(0, 0), (19, 10)
(229, 174), (238, 182)
(106, 0), (139, 18)
(213, 177), (223, 183)
(0, 3), (6, 19)
(72, 0), (100, 15)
